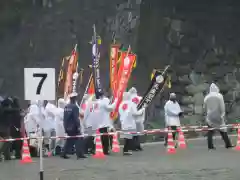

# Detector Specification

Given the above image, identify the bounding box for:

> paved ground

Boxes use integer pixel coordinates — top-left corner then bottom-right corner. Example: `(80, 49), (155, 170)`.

(0, 136), (240, 180)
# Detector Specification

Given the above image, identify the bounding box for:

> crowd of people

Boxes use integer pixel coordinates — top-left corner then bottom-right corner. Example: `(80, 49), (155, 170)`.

(24, 86), (146, 159)
(0, 83), (235, 161)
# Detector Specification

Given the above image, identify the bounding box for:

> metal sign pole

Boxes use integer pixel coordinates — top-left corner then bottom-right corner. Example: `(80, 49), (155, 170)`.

(39, 133), (44, 180)
(39, 105), (44, 180)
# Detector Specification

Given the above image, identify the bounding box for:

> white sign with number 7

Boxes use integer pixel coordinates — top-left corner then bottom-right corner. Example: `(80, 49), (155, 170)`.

(24, 68), (56, 100)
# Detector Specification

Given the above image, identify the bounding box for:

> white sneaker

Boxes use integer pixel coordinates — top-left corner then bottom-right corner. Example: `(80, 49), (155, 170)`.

(123, 151), (132, 155)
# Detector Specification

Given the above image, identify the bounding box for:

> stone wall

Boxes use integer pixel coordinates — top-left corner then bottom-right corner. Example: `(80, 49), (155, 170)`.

(0, 0), (141, 106)
(138, 1), (240, 125)
(1, 0), (240, 126)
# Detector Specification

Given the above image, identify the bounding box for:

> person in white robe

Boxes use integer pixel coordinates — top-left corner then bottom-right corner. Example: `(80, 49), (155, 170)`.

(128, 87), (145, 151)
(79, 94), (95, 154)
(164, 93), (183, 146)
(97, 92), (117, 155)
(24, 100), (43, 157)
(203, 83), (233, 150)
(54, 98), (67, 155)
(119, 92), (144, 155)
(42, 101), (57, 153)
(81, 95), (99, 154)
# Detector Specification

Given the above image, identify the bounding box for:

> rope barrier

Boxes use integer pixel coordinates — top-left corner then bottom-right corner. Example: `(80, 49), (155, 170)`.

(0, 124), (239, 142)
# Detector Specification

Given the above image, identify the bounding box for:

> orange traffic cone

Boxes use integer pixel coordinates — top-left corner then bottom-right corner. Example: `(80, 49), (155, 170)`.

(20, 138), (33, 164)
(167, 128), (176, 154)
(112, 132), (120, 153)
(177, 127), (186, 149)
(92, 129), (105, 159)
(235, 128), (240, 151)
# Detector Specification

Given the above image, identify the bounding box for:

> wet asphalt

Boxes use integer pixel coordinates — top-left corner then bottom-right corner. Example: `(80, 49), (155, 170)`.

(0, 136), (240, 180)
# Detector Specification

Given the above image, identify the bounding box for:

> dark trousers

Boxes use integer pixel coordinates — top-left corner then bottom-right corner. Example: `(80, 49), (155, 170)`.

(165, 126), (177, 145)
(10, 129), (22, 158)
(123, 138), (133, 152)
(62, 133), (85, 157)
(84, 136), (95, 154)
(207, 125), (232, 149)
(133, 136), (141, 150)
(0, 142), (11, 160)
(11, 139), (22, 158)
(0, 130), (11, 160)
(109, 129), (114, 150)
(99, 127), (109, 154)
(109, 135), (113, 150)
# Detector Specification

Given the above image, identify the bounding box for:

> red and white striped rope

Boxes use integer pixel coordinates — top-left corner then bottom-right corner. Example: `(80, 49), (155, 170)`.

(0, 124), (239, 142)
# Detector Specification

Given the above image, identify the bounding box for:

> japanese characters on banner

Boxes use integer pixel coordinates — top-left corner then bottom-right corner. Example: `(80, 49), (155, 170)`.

(63, 44), (78, 100)
(137, 66), (171, 110)
(72, 68), (84, 100)
(110, 44), (120, 97)
(92, 25), (103, 99)
(110, 51), (137, 120)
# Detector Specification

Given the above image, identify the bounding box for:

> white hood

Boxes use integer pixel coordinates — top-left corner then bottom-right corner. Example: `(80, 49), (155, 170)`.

(128, 87), (137, 97)
(42, 103), (57, 131)
(122, 92), (131, 101)
(128, 87), (137, 94)
(119, 92), (136, 131)
(204, 83), (225, 128)
(209, 83), (219, 93)
(57, 98), (66, 109)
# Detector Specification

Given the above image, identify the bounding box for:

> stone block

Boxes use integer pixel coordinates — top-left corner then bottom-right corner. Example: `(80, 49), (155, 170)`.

(204, 50), (220, 66)
(227, 104), (240, 122)
(170, 19), (182, 32)
(216, 81), (231, 94)
(136, 0), (141, 5)
(185, 83), (209, 95)
(189, 71), (203, 85)
(193, 63), (207, 73)
(181, 96), (194, 105)
(181, 115), (203, 126)
(194, 105), (203, 115)
(181, 104), (194, 114)
(177, 65), (191, 76)
(209, 66), (228, 79)
(224, 91), (234, 102)
(178, 75), (191, 85)
(193, 92), (204, 105)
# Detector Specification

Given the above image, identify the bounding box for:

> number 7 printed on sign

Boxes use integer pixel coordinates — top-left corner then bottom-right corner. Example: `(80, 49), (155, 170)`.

(32, 73), (47, 95)
(24, 68), (56, 101)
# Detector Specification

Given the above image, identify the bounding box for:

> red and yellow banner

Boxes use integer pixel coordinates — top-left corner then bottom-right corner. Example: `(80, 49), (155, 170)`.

(64, 44), (78, 100)
(110, 44), (120, 97)
(57, 56), (69, 99)
(110, 51), (137, 120)
(87, 75), (95, 95)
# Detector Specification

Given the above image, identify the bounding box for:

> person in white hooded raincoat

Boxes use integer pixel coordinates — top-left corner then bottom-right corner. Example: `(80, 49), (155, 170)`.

(119, 92), (144, 155)
(203, 83), (233, 150)
(54, 98), (67, 155)
(128, 87), (145, 151)
(25, 101), (41, 136)
(95, 92), (117, 155)
(24, 100), (44, 157)
(164, 93), (183, 146)
(79, 94), (95, 154)
(42, 101), (57, 153)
